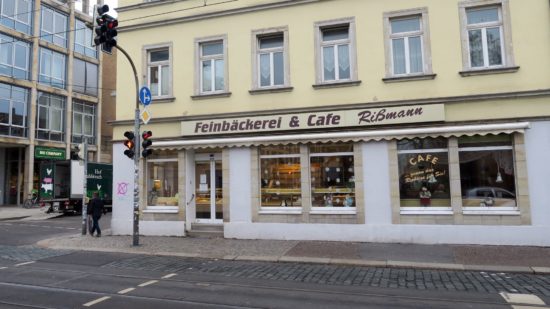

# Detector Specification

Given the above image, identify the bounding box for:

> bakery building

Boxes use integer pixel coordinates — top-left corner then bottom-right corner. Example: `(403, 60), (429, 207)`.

(111, 0), (550, 245)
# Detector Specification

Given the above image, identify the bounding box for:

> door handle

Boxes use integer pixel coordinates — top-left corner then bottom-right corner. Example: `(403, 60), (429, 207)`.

(187, 193), (195, 206)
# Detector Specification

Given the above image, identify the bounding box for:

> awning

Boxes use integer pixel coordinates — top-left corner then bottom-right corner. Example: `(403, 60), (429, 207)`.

(152, 122), (530, 150)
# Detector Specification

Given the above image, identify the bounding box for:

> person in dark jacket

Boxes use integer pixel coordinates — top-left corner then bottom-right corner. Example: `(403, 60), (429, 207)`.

(87, 191), (105, 237)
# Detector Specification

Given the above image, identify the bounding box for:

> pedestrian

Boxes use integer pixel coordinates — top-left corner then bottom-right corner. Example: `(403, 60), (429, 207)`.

(88, 191), (105, 237)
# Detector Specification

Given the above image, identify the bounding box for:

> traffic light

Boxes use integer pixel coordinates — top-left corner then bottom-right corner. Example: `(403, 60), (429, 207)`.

(123, 131), (135, 159)
(93, 4), (118, 54)
(142, 131), (153, 158)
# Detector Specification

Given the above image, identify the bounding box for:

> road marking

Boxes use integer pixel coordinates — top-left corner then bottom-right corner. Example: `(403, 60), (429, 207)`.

(118, 287), (135, 294)
(196, 283), (211, 287)
(0, 267), (7, 270)
(83, 296), (110, 307)
(162, 273), (177, 279)
(138, 280), (158, 287)
(500, 293), (545, 305)
(14, 261), (35, 267)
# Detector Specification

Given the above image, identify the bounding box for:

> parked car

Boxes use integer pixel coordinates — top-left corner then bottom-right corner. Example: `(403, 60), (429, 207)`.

(463, 187), (516, 207)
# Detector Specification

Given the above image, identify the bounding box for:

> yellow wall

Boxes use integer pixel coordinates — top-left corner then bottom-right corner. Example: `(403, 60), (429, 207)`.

(114, 0), (550, 138)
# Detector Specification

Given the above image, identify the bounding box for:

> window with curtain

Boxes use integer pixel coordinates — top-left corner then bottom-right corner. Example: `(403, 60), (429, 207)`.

(459, 134), (516, 208)
(397, 137), (451, 208)
(0, 0), (32, 34)
(0, 33), (30, 79)
(260, 145), (301, 207)
(200, 40), (225, 93)
(390, 15), (423, 75)
(73, 58), (98, 96)
(320, 25), (350, 81)
(72, 101), (95, 144)
(257, 34), (284, 87)
(74, 19), (97, 58)
(41, 6), (68, 48)
(310, 143), (355, 208)
(36, 92), (65, 142)
(39, 48), (66, 89)
(147, 48), (170, 97)
(466, 5), (503, 68)
(0, 82), (28, 137)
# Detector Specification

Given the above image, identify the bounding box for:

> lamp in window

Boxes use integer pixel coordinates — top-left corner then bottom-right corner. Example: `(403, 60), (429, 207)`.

(495, 153), (503, 183)
(428, 174), (437, 184)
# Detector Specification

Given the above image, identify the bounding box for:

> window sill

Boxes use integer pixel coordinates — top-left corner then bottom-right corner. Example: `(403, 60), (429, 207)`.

(463, 207), (520, 216)
(459, 66), (520, 77)
(259, 207), (302, 215)
(400, 207), (453, 215)
(143, 206), (179, 214)
(191, 92), (232, 100)
(249, 86), (293, 95)
(310, 207), (356, 215)
(312, 80), (362, 89)
(152, 96), (176, 103)
(382, 74), (437, 83)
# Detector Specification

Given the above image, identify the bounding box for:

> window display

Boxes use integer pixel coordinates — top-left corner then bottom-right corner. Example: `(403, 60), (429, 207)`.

(146, 160), (179, 206)
(260, 145), (301, 207)
(459, 135), (516, 208)
(310, 143), (355, 207)
(397, 137), (450, 207)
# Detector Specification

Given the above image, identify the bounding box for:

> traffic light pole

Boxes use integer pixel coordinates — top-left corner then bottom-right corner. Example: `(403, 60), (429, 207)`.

(115, 45), (141, 246)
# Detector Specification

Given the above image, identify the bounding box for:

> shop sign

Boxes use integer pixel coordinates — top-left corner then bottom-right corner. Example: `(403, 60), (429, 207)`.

(182, 104), (444, 136)
(35, 147), (66, 160)
(403, 153), (447, 184)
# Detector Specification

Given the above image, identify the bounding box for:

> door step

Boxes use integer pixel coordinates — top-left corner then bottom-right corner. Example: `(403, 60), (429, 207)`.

(188, 223), (224, 238)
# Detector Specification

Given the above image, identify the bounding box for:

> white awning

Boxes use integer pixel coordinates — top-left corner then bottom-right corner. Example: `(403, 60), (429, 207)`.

(152, 122), (530, 149)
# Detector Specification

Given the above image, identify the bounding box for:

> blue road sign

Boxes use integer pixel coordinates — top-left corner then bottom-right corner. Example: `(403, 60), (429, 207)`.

(139, 86), (152, 106)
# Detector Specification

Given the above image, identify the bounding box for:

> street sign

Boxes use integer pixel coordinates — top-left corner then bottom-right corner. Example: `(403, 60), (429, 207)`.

(140, 108), (151, 124)
(139, 86), (152, 106)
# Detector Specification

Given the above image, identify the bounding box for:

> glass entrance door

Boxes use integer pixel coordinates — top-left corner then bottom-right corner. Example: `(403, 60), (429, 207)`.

(195, 159), (223, 223)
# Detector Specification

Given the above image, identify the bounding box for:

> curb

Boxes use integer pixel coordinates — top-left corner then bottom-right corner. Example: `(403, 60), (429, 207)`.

(0, 216), (29, 221)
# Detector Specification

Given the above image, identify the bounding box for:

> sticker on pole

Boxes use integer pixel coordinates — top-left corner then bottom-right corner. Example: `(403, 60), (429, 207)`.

(139, 86), (152, 106)
(140, 108), (151, 124)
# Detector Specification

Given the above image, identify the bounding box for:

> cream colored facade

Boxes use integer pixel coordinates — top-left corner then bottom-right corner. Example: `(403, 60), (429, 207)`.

(111, 0), (550, 245)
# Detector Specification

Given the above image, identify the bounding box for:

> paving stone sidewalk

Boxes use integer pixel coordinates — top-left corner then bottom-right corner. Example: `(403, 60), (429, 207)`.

(37, 231), (550, 275)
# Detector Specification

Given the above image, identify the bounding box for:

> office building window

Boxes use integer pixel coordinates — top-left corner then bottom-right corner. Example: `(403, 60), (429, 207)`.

(0, 0), (32, 34)
(0, 83), (28, 137)
(39, 48), (66, 89)
(36, 92), (65, 142)
(0, 34), (30, 79)
(74, 19), (97, 58)
(41, 6), (67, 48)
(72, 101), (95, 144)
(73, 58), (98, 96)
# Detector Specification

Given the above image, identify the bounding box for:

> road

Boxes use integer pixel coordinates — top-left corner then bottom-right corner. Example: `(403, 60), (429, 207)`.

(0, 215), (548, 308)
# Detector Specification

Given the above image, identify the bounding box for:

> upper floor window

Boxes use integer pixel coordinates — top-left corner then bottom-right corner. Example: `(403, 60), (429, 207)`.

(252, 27), (290, 90)
(73, 58), (98, 96)
(41, 6), (68, 48)
(314, 18), (358, 85)
(0, 34), (30, 79)
(458, 0), (515, 73)
(0, 82), (28, 137)
(145, 45), (172, 98)
(0, 0), (32, 35)
(74, 20), (97, 58)
(36, 92), (65, 142)
(39, 48), (66, 89)
(72, 100), (95, 144)
(195, 35), (228, 95)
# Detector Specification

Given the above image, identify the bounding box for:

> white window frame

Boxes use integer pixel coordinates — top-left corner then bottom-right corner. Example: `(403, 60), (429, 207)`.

(41, 6), (68, 48)
(458, 0), (515, 72)
(74, 19), (97, 58)
(383, 7), (433, 78)
(0, 0), (32, 34)
(39, 48), (66, 89)
(72, 101), (96, 144)
(251, 26), (290, 90)
(36, 92), (65, 142)
(0, 83), (28, 137)
(194, 35), (228, 96)
(314, 17), (358, 85)
(143, 43), (173, 99)
(0, 34), (30, 79)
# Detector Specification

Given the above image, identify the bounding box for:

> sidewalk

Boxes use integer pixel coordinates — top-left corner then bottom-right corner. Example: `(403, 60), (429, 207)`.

(37, 230), (550, 275)
(0, 205), (62, 221)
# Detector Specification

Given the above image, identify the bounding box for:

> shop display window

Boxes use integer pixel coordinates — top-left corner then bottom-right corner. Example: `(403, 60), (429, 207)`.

(146, 160), (179, 207)
(260, 145), (301, 207)
(310, 143), (355, 207)
(397, 137), (451, 207)
(459, 134), (516, 208)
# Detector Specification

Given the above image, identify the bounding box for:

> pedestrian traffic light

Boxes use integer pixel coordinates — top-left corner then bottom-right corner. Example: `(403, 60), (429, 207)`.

(93, 4), (118, 54)
(123, 131), (135, 159)
(142, 131), (153, 158)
